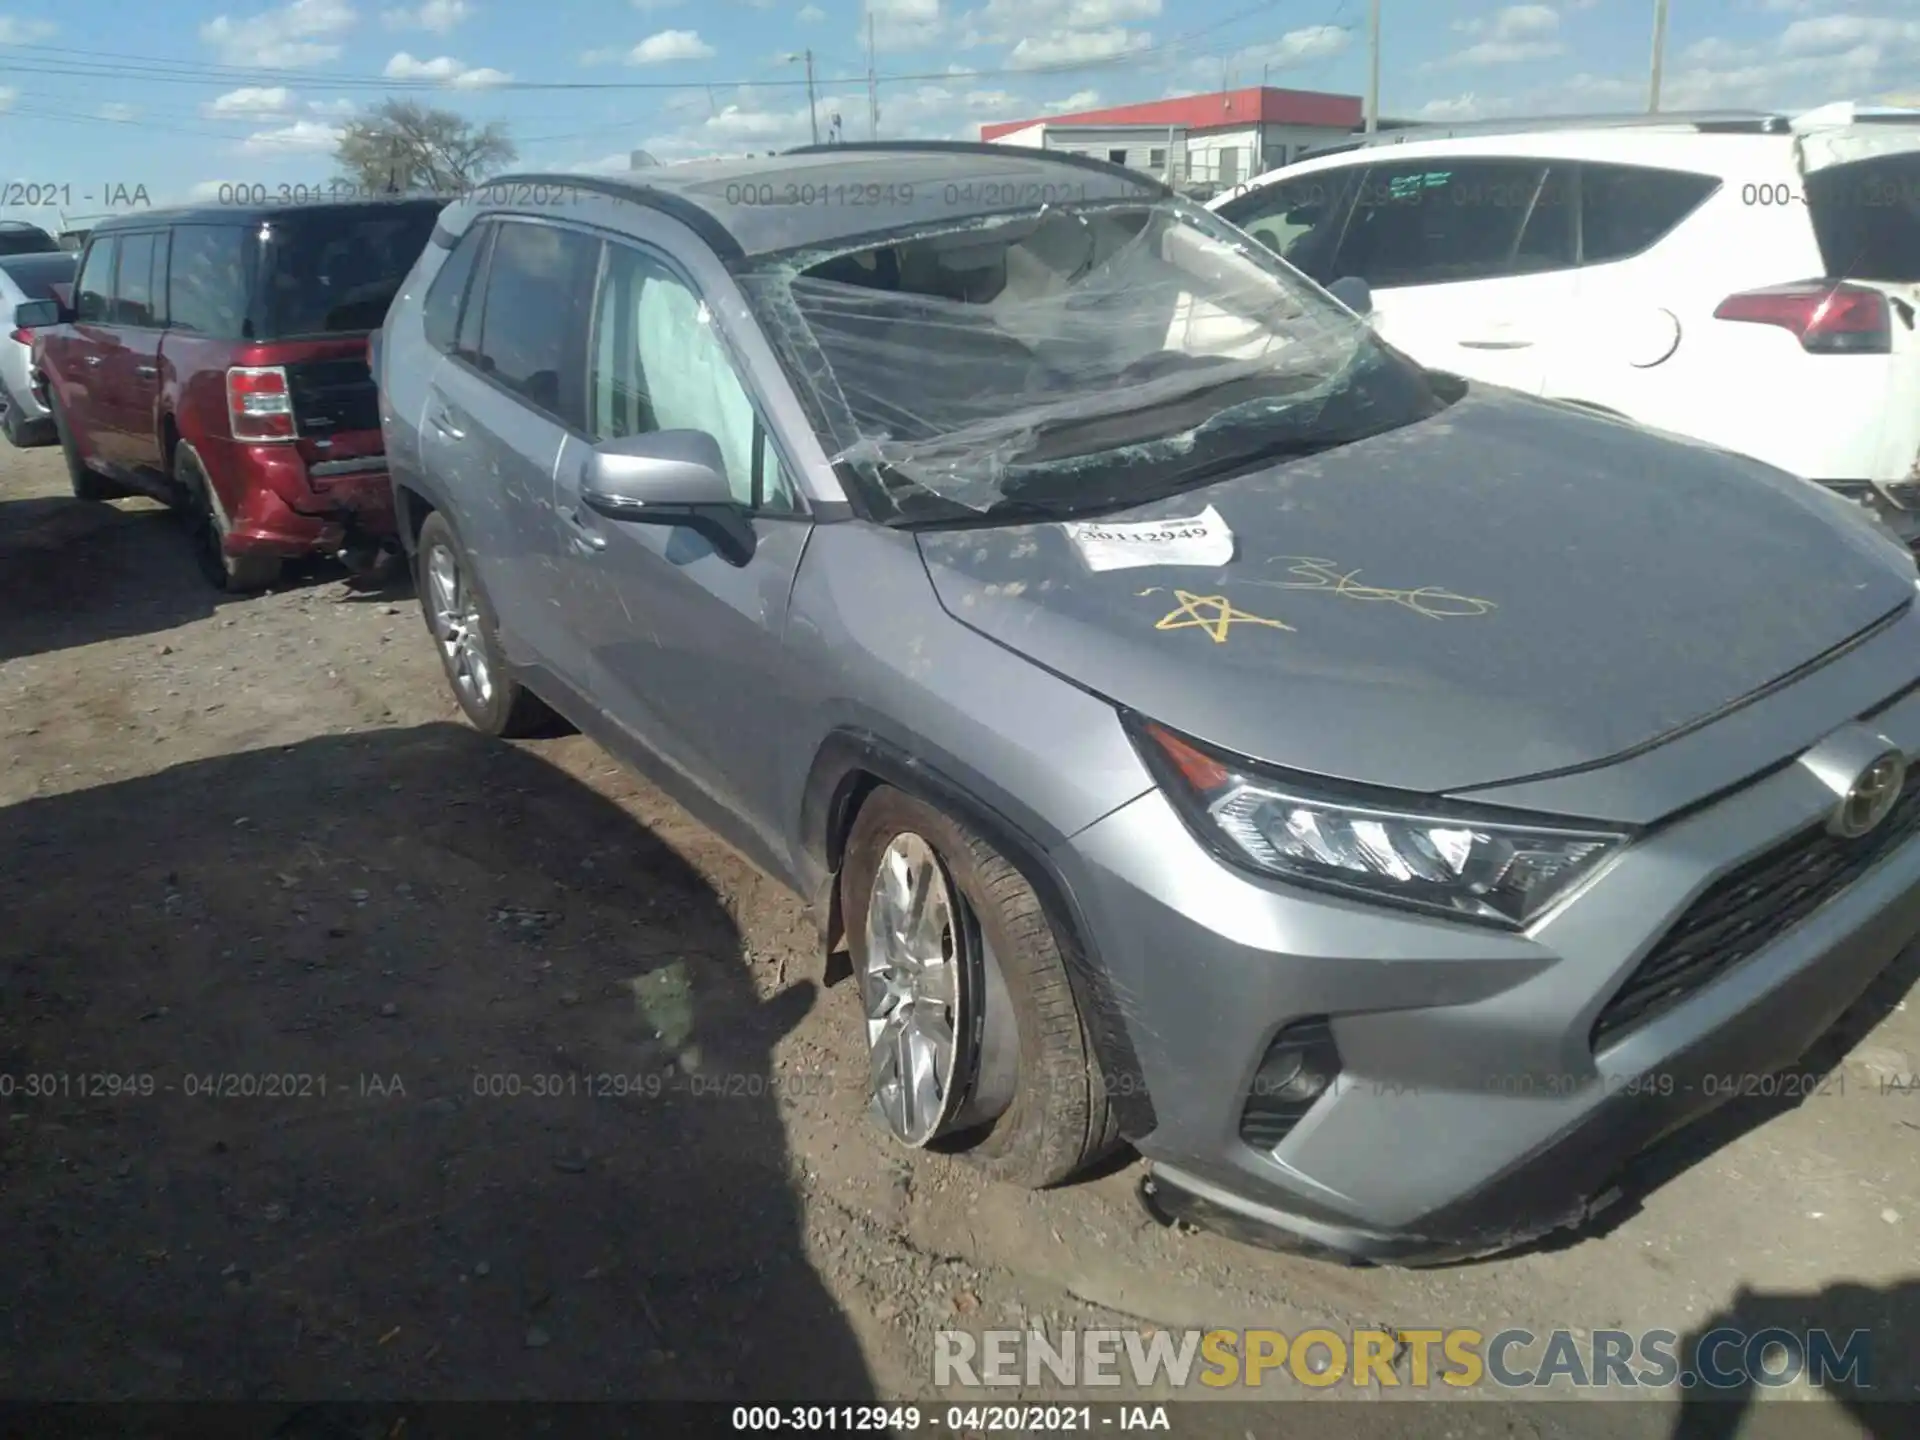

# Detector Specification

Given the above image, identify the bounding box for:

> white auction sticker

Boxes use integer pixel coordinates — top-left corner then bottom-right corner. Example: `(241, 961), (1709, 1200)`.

(1063, 505), (1236, 573)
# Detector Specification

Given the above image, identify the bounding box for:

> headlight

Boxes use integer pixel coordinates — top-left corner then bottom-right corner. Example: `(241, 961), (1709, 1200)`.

(1134, 720), (1629, 928)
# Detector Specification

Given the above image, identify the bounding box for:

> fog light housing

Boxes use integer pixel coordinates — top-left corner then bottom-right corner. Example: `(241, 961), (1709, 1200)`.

(1240, 1017), (1342, 1152)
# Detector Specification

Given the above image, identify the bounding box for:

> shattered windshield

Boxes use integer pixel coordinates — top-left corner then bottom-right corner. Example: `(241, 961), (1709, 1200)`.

(737, 195), (1441, 518)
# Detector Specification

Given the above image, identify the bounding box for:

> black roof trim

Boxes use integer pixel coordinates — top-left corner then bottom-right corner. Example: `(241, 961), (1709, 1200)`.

(90, 195), (447, 232)
(781, 139), (1173, 196)
(476, 172), (746, 261)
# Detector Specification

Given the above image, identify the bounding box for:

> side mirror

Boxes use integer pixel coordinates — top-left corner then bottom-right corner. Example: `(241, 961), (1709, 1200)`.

(579, 429), (755, 565)
(12, 299), (63, 330)
(1326, 275), (1373, 317)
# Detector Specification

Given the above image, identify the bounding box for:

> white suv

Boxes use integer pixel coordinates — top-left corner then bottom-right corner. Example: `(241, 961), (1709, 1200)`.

(1210, 104), (1920, 539)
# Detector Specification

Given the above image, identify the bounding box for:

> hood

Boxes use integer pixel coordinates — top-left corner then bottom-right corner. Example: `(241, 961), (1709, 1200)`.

(916, 386), (1917, 795)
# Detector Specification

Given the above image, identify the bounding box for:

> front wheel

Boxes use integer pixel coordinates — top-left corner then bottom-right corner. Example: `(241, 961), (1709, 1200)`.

(841, 787), (1120, 1188)
(414, 511), (555, 737)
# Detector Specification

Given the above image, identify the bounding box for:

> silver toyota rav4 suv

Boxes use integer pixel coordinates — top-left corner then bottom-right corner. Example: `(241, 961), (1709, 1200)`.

(377, 142), (1920, 1264)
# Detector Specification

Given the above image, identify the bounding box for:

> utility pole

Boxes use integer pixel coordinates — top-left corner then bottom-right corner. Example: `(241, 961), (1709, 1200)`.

(867, 15), (878, 139)
(805, 48), (820, 146)
(1365, 0), (1381, 132)
(1648, 0), (1669, 113)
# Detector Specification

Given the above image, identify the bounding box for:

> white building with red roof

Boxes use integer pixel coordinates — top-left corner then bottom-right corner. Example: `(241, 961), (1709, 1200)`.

(980, 86), (1366, 196)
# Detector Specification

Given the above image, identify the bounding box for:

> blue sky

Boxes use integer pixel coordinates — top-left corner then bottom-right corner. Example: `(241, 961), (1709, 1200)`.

(1, 0), (1917, 221)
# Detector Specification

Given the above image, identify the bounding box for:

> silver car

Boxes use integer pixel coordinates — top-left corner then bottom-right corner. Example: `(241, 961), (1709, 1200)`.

(0, 250), (76, 447)
(377, 142), (1920, 1263)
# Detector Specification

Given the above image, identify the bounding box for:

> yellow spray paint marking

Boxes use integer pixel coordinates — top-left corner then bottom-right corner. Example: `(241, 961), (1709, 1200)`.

(1154, 590), (1294, 643)
(1245, 558), (1496, 619)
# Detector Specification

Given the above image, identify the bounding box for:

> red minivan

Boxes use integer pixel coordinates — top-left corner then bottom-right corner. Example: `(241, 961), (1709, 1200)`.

(26, 198), (443, 590)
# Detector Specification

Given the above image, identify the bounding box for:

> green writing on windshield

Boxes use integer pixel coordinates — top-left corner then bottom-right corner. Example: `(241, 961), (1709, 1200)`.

(1389, 171), (1452, 200)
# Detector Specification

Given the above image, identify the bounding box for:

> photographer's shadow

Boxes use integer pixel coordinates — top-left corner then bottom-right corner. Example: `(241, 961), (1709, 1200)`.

(0, 722), (870, 1402)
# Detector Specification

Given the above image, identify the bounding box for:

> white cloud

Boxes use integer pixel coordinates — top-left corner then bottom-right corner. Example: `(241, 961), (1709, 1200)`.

(628, 28), (715, 62)
(205, 85), (298, 118)
(1231, 24), (1350, 70)
(867, 0), (948, 53)
(187, 180), (237, 203)
(626, 78), (1021, 161)
(0, 86), (18, 113)
(1780, 16), (1920, 55)
(240, 118), (344, 153)
(97, 102), (140, 121)
(0, 16), (56, 42)
(1415, 91), (1516, 120)
(1432, 3), (1565, 67)
(799, 2), (825, 19)
(383, 50), (511, 84)
(383, 0), (469, 32)
(1043, 88), (1100, 112)
(308, 96), (358, 116)
(201, 0), (356, 67)
(1008, 27), (1150, 67)
(1422, 8), (1920, 120)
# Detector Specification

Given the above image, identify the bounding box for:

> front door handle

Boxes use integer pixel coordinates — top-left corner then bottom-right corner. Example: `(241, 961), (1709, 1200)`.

(1458, 339), (1533, 350)
(562, 508), (606, 552)
(425, 404), (465, 439)
(136, 364), (157, 378)
(84, 354), (102, 367)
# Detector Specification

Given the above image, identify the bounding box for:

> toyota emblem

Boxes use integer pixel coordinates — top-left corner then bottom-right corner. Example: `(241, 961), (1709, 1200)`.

(1830, 751), (1907, 839)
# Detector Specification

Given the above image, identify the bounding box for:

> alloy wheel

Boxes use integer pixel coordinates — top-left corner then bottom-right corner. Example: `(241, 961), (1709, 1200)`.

(861, 832), (969, 1147)
(426, 542), (494, 709)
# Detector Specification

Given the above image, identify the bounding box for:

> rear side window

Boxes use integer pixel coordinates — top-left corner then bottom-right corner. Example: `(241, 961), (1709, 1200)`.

(112, 231), (160, 327)
(0, 223), (59, 256)
(423, 223), (487, 354)
(1807, 154), (1920, 282)
(0, 253), (76, 300)
(454, 225), (493, 362)
(472, 220), (599, 430)
(1577, 163), (1718, 265)
(168, 225), (254, 338)
(1215, 168), (1360, 285)
(1334, 160), (1551, 287)
(75, 238), (115, 323)
(255, 203), (442, 339)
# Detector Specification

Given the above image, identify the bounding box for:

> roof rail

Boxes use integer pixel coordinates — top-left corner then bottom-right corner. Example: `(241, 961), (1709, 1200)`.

(784, 139), (1171, 194)
(1328, 110), (1791, 149)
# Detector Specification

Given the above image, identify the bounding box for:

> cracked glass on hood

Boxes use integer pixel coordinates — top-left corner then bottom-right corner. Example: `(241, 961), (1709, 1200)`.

(737, 195), (1431, 516)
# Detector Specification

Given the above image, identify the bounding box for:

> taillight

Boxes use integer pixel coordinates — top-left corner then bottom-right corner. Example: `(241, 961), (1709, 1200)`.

(226, 365), (296, 441)
(1713, 281), (1891, 354)
(10, 326), (32, 346)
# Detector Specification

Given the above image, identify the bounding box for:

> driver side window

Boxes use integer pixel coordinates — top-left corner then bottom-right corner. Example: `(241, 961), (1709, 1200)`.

(1217, 169), (1358, 285)
(588, 242), (797, 516)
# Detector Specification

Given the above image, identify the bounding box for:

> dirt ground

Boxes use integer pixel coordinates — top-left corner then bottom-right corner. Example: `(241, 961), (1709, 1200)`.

(2, 443), (1917, 1437)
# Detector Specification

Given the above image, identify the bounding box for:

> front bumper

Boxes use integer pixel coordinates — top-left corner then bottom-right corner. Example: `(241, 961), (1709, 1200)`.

(1058, 694), (1920, 1264)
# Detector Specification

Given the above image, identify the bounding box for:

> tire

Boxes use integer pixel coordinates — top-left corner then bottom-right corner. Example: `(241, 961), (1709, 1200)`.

(414, 510), (555, 737)
(48, 389), (114, 501)
(841, 786), (1119, 1188)
(2, 396), (24, 448)
(175, 445), (282, 593)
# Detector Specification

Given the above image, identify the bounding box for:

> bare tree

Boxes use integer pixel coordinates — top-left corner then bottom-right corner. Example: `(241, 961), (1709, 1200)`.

(334, 100), (517, 195)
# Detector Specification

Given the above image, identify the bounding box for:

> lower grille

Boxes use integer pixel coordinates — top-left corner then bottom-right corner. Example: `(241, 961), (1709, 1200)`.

(1592, 785), (1920, 1048)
